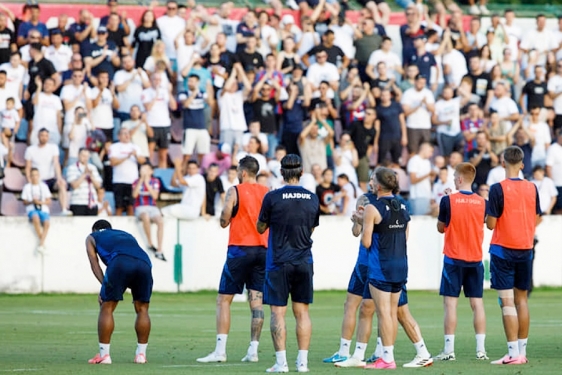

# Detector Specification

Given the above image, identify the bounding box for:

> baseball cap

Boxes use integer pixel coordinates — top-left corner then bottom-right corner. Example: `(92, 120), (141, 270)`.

(282, 14), (295, 26)
(219, 143), (232, 155)
(415, 73), (427, 80)
(486, 27), (495, 34)
(97, 25), (108, 33)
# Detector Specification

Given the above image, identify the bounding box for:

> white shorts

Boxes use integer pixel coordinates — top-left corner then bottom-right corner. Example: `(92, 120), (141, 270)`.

(135, 205), (162, 219)
(220, 130), (244, 150)
(182, 128), (211, 156)
(161, 203), (200, 220)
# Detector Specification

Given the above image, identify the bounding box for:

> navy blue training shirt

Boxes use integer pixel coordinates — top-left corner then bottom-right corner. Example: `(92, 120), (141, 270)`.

(90, 229), (152, 267)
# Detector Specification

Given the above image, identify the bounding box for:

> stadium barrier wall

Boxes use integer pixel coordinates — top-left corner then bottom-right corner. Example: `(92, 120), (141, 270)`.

(1, 215), (561, 294)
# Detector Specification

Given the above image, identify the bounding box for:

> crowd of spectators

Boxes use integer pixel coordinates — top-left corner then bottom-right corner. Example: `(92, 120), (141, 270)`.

(1, 0), (562, 254)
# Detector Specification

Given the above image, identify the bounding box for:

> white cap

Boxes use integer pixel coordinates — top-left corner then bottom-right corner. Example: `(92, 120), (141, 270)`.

(219, 143), (232, 155)
(282, 14), (295, 26)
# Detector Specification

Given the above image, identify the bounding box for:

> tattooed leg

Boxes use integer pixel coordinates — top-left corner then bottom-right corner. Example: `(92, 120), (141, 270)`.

(270, 306), (288, 351)
(249, 289), (264, 342)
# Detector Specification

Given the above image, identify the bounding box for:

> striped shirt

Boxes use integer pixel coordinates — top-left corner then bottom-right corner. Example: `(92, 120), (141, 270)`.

(66, 162), (102, 207)
(132, 177), (161, 208)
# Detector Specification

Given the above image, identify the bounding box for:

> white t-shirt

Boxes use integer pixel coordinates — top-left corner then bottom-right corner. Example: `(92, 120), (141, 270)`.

(407, 155), (432, 199)
(546, 142), (562, 186)
(489, 96), (518, 131)
(442, 49), (468, 88)
(66, 162), (102, 206)
(465, 31), (487, 51)
(175, 41), (196, 82)
(156, 15), (186, 59)
(520, 29), (558, 66)
(297, 31), (319, 58)
(32, 92), (62, 143)
(306, 62), (340, 88)
(241, 132), (268, 151)
(21, 182), (52, 214)
(141, 87), (171, 127)
(218, 90), (247, 131)
(547, 74), (562, 115)
(113, 69), (149, 113)
(109, 142), (141, 184)
(24, 143), (59, 180)
(257, 25), (279, 57)
(60, 84), (90, 124)
(65, 118), (92, 159)
(432, 179), (456, 205)
(401, 87), (435, 130)
(19, 45), (47, 63)
(0, 63), (25, 99)
(527, 121), (552, 163)
(486, 166), (524, 186)
(0, 108), (20, 130)
(236, 151), (269, 174)
(89, 87), (114, 129)
(367, 50), (402, 78)
(180, 173), (206, 208)
(122, 119), (150, 157)
(45, 44), (73, 72)
(533, 177), (558, 213)
(434, 97), (461, 136)
(331, 24), (355, 58)
(503, 23), (521, 62)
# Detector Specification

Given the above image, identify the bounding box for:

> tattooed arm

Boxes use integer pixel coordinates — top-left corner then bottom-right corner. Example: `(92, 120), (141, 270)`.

(220, 186), (237, 228)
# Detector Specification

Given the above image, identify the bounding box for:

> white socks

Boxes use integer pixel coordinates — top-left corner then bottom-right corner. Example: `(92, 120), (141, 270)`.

(352, 342), (367, 360)
(297, 350), (308, 367)
(475, 334), (486, 353)
(99, 343), (110, 357)
(374, 337), (383, 357)
(444, 334), (455, 353)
(248, 341), (259, 355)
(518, 338), (528, 357)
(413, 339), (430, 358)
(339, 338), (352, 357)
(507, 341), (519, 358)
(136, 343), (147, 356)
(215, 334), (228, 355)
(382, 345), (394, 363)
(276, 350), (287, 366)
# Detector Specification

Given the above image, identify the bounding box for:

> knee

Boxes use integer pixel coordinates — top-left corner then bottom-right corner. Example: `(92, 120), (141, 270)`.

(216, 294), (231, 307)
(359, 301), (375, 318)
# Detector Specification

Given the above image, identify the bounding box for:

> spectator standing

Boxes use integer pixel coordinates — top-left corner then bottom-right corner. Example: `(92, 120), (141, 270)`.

(156, 0), (186, 70)
(178, 74), (212, 165)
(113, 55), (150, 123)
(354, 18), (383, 82)
(525, 107), (551, 168)
(407, 142), (436, 215)
(45, 29), (72, 74)
(531, 165), (558, 216)
(109, 128), (146, 216)
(31, 77), (63, 146)
(299, 108), (334, 174)
(132, 163), (166, 261)
(409, 35), (438, 91)
(463, 55), (493, 108)
(16, 4), (48, 46)
(401, 74), (435, 154)
(546, 131), (562, 214)
(69, 10), (97, 56)
(488, 83), (519, 131)
(235, 10), (258, 54)
(25, 128), (70, 215)
(0, 52), (26, 100)
(461, 103), (484, 155)
(66, 106), (92, 166)
(90, 71), (119, 144)
(84, 26), (121, 80)
(60, 70), (91, 134)
(400, 5), (426, 64)
(306, 49), (340, 94)
(26, 43), (58, 102)
(520, 14), (558, 67)
(121, 106), (152, 158)
(367, 36), (403, 81)
(547, 61), (562, 135)
(203, 163), (225, 219)
(349, 107), (376, 193)
(22, 168), (52, 253)
(132, 9), (161, 69)
(376, 89), (407, 165)
(163, 159), (206, 220)
(0, 13), (16, 65)
(142, 73), (177, 169)
(520, 65), (548, 114)
(316, 168), (341, 215)
(218, 64), (251, 152)
(432, 86), (469, 158)
(252, 76), (282, 159)
(468, 131), (499, 190)
(282, 77), (310, 156)
(66, 148), (102, 216)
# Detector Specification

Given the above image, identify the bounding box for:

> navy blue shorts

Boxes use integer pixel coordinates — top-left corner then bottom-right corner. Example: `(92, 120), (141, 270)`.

(369, 279), (404, 294)
(347, 263), (369, 297)
(100, 255), (153, 303)
(440, 262), (484, 298)
(264, 262), (314, 306)
(218, 246), (266, 295)
(366, 282), (408, 306)
(490, 254), (532, 291)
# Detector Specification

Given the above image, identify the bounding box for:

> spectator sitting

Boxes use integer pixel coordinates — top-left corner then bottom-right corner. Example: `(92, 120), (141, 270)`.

(21, 168), (52, 253)
(486, 150), (524, 186)
(66, 148), (102, 216)
(96, 188), (113, 216)
(531, 165), (558, 215)
(202, 163), (225, 219)
(220, 165), (239, 192)
(121, 105), (152, 158)
(200, 143), (232, 176)
(242, 121), (269, 156)
(267, 145), (287, 190)
(476, 183), (489, 200)
(256, 173), (269, 188)
(336, 173), (358, 217)
(25, 128), (71, 216)
(236, 136), (269, 176)
(162, 159), (206, 220)
(507, 118), (534, 178)
(133, 163), (166, 261)
(109, 128), (146, 216)
(430, 167), (456, 216)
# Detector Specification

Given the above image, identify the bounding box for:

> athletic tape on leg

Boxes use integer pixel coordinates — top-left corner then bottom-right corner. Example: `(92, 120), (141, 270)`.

(498, 290), (514, 299)
(502, 306), (517, 316)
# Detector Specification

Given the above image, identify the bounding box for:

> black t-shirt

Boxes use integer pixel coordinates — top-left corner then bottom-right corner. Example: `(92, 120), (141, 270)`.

(521, 80), (547, 112)
(133, 26), (161, 68)
(238, 51), (264, 72)
(0, 28), (15, 65)
(253, 98), (277, 134)
(204, 175), (224, 216)
(467, 148), (493, 189)
(307, 44), (345, 66)
(310, 97), (336, 121)
(463, 72), (492, 106)
(350, 121), (376, 158)
(375, 101), (404, 141)
(108, 28), (127, 51)
(371, 77), (392, 105)
(27, 57), (57, 94)
(316, 182), (340, 215)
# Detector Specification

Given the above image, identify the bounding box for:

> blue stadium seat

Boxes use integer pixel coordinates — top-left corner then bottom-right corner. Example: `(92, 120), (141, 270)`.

(153, 168), (183, 193)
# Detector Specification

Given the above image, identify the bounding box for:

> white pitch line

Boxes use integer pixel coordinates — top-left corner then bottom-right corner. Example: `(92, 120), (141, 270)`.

(0, 369), (39, 372)
(162, 364), (247, 368)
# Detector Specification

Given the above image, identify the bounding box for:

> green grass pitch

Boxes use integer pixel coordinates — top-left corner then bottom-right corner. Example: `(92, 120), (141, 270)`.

(1, 290), (562, 374)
